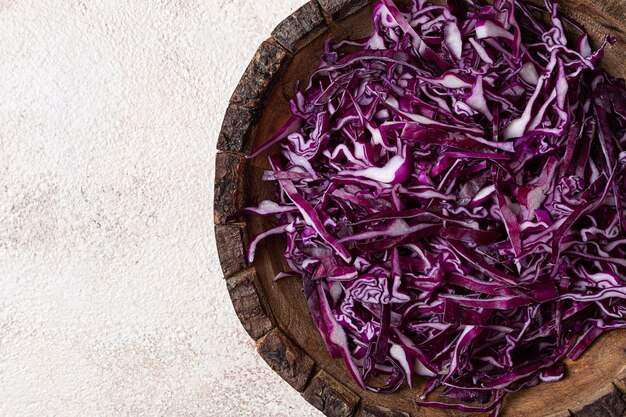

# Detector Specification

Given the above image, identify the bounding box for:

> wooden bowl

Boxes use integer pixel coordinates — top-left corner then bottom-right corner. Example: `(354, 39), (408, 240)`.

(215, 1), (626, 416)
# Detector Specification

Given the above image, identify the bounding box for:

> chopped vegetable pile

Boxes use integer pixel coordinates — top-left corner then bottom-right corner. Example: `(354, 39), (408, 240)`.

(230, 0), (626, 414)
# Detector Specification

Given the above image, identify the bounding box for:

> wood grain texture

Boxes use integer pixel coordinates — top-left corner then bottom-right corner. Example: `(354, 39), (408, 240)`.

(570, 385), (626, 417)
(303, 370), (361, 417)
(317, 0), (371, 20)
(358, 404), (410, 417)
(614, 366), (626, 394)
(230, 40), (291, 108)
(214, 151), (245, 224)
(217, 104), (258, 153)
(545, 412), (573, 417)
(216, 0), (626, 416)
(215, 224), (247, 277)
(257, 328), (315, 392)
(272, 1), (327, 53)
(226, 269), (274, 340)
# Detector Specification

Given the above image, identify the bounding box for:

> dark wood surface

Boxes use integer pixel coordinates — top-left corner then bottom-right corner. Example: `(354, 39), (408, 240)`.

(303, 370), (362, 417)
(215, 224), (247, 277)
(213, 152), (245, 224)
(215, 0), (626, 415)
(225, 268), (275, 340)
(257, 328), (316, 391)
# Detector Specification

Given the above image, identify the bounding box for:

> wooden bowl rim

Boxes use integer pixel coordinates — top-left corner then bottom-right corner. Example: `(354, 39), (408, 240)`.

(214, 1), (626, 416)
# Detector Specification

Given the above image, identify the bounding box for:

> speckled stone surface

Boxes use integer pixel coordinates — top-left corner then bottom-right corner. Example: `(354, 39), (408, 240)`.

(0, 0), (322, 416)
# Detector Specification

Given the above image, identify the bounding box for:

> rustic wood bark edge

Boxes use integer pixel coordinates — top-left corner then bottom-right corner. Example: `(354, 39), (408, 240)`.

(272, 1), (327, 54)
(317, 0), (371, 21)
(214, 0), (626, 416)
(303, 370), (361, 417)
(214, 151), (246, 224)
(569, 383), (626, 417)
(215, 223), (247, 277)
(213, 0), (373, 412)
(225, 268), (275, 340)
(229, 39), (291, 109)
(257, 328), (316, 392)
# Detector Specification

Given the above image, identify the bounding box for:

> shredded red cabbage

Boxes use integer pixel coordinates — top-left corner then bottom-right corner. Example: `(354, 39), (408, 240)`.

(230, 0), (626, 414)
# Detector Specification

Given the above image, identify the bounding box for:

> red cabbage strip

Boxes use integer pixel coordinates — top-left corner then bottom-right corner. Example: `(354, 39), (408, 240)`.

(440, 284), (558, 309)
(246, 224), (290, 263)
(493, 168), (523, 256)
(567, 320), (626, 360)
(317, 280), (366, 389)
(447, 240), (518, 285)
(269, 156), (352, 262)
(380, 0), (451, 72)
(447, 273), (515, 295)
(231, 0), (626, 414)
(247, 116), (301, 159)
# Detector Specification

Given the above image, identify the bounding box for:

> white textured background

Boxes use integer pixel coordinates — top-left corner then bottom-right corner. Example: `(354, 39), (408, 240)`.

(0, 0), (322, 416)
